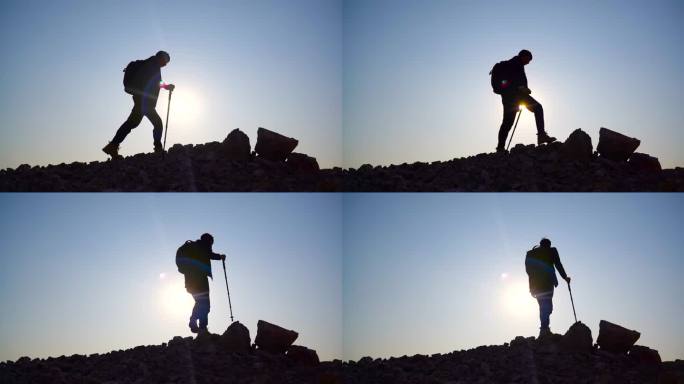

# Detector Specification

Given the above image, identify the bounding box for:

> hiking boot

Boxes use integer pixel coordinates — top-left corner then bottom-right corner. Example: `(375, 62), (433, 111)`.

(154, 143), (164, 154)
(537, 132), (556, 145)
(189, 320), (199, 334)
(538, 327), (552, 339)
(102, 142), (122, 159)
(496, 146), (507, 154)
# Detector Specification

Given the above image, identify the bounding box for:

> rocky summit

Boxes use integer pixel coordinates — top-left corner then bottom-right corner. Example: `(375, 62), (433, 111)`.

(0, 128), (343, 192)
(2, 320), (683, 384)
(344, 128), (684, 191)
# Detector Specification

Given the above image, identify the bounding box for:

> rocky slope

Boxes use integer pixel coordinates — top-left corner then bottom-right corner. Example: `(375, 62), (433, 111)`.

(2, 320), (683, 384)
(344, 128), (684, 192)
(0, 128), (343, 192)
(1, 127), (682, 191)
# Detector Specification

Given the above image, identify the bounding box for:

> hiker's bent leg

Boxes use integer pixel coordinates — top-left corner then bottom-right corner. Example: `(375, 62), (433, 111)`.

(498, 102), (517, 149)
(112, 97), (144, 145)
(144, 108), (164, 147)
(522, 95), (544, 134)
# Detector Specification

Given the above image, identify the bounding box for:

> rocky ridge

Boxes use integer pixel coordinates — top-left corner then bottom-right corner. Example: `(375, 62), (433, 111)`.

(1, 127), (682, 191)
(2, 319), (683, 384)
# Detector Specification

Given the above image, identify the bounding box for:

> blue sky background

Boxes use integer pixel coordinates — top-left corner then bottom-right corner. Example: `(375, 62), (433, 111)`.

(0, 194), (342, 362)
(344, 0), (684, 168)
(343, 194), (684, 361)
(0, 0), (341, 168)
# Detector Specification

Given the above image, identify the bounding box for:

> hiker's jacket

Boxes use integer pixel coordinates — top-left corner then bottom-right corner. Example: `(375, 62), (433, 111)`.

(177, 240), (223, 279)
(501, 56), (528, 99)
(525, 246), (567, 296)
(129, 56), (163, 100)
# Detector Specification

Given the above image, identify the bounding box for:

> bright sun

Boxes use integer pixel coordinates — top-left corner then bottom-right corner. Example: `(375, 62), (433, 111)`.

(500, 279), (537, 318)
(163, 86), (203, 126)
(159, 279), (194, 318)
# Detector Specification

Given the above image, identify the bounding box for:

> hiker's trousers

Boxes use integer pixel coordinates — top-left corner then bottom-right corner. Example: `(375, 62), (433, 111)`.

(190, 292), (210, 328)
(535, 290), (554, 330)
(112, 95), (163, 146)
(498, 93), (544, 148)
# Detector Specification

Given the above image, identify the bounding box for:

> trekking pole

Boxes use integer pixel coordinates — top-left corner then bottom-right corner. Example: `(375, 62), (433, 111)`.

(506, 107), (523, 151)
(567, 281), (578, 323)
(222, 258), (234, 322)
(162, 89), (173, 155)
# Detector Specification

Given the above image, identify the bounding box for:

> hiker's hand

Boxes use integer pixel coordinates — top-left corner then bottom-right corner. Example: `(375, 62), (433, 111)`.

(221, 254), (226, 261)
(565, 276), (571, 283)
(519, 86), (531, 95)
(167, 84), (175, 92)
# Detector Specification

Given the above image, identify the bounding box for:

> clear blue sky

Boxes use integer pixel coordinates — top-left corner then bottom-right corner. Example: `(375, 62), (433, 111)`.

(343, 193), (684, 361)
(0, 0), (341, 168)
(0, 194), (342, 362)
(344, 0), (684, 168)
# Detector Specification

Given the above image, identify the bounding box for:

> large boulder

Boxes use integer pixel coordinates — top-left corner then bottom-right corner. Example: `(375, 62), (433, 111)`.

(596, 128), (640, 161)
(561, 321), (593, 353)
(286, 153), (319, 172)
(561, 128), (593, 162)
(596, 320), (641, 354)
(628, 345), (662, 365)
(286, 345), (320, 366)
(255, 128), (298, 162)
(222, 128), (251, 161)
(628, 153), (661, 172)
(219, 321), (251, 353)
(254, 320), (299, 354)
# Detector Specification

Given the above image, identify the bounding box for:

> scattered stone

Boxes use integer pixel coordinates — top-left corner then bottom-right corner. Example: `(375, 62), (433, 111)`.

(597, 320), (641, 354)
(561, 321), (593, 353)
(287, 345), (320, 366)
(254, 320), (299, 354)
(597, 127), (641, 161)
(286, 152), (320, 172)
(222, 128), (251, 161)
(561, 128), (593, 162)
(255, 127), (298, 161)
(629, 152), (662, 172)
(220, 321), (251, 353)
(629, 345), (662, 365)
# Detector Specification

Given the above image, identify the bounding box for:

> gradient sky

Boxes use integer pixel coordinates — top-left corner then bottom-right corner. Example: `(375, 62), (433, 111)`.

(344, 0), (684, 168)
(0, 0), (341, 169)
(0, 194), (342, 362)
(343, 193), (684, 361)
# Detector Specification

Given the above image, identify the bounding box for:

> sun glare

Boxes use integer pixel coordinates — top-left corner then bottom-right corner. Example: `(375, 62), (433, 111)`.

(159, 279), (194, 318)
(500, 279), (536, 318)
(164, 86), (203, 126)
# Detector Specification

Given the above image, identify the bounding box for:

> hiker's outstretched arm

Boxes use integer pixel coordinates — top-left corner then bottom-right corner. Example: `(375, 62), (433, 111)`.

(210, 252), (225, 261)
(553, 248), (569, 281)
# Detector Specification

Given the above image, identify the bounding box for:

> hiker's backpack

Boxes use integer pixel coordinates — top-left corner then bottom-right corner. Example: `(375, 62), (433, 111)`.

(176, 240), (200, 274)
(123, 60), (145, 94)
(489, 61), (511, 94)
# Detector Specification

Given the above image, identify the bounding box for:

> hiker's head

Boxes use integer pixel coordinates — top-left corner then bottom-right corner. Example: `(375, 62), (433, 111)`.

(156, 51), (170, 67)
(200, 233), (214, 246)
(540, 238), (551, 248)
(518, 49), (533, 65)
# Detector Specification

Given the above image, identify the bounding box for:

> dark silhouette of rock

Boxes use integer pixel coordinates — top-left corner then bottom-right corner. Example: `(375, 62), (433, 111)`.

(254, 320), (299, 354)
(561, 128), (593, 162)
(629, 345), (662, 365)
(220, 321), (251, 353)
(629, 152), (662, 172)
(561, 321), (593, 353)
(597, 127), (641, 161)
(221, 128), (251, 161)
(597, 320), (641, 354)
(0, 130), (342, 192)
(287, 345), (320, 366)
(287, 152), (320, 172)
(255, 127), (298, 162)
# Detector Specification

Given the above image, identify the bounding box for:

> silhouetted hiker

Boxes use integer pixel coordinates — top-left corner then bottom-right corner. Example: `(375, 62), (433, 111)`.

(525, 238), (570, 338)
(490, 49), (556, 153)
(102, 51), (175, 159)
(175, 233), (226, 334)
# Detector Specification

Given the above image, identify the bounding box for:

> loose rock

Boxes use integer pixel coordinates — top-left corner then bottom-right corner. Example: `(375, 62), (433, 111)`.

(254, 320), (299, 354)
(597, 127), (641, 161)
(255, 127), (299, 162)
(597, 320), (641, 354)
